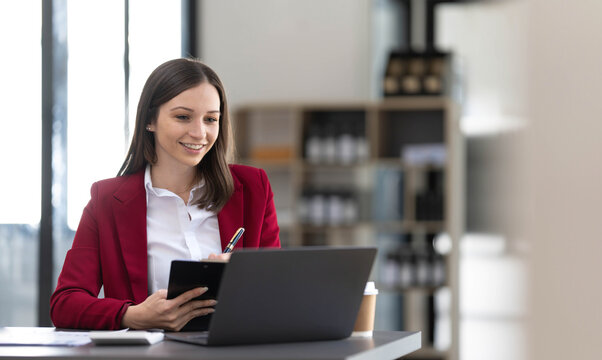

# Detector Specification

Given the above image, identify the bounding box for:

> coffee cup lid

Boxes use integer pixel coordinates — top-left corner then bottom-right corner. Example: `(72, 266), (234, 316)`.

(364, 281), (379, 295)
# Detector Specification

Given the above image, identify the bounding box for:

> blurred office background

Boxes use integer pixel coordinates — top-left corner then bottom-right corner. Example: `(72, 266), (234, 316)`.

(1, 1), (601, 360)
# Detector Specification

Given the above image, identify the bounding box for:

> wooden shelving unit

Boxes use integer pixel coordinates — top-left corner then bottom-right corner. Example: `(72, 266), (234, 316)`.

(233, 98), (463, 360)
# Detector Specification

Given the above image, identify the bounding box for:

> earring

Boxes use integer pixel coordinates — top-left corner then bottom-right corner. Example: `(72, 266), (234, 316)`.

(146, 126), (152, 131)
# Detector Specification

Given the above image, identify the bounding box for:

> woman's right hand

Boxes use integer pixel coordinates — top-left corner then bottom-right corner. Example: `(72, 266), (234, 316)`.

(121, 287), (216, 331)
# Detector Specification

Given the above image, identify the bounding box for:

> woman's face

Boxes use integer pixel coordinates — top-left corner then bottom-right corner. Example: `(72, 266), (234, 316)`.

(149, 82), (221, 171)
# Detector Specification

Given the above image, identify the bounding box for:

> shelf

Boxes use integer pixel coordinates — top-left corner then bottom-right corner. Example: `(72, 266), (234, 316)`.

(380, 96), (451, 110)
(301, 162), (370, 171)
(234, 99), (463, 360)
(376, 158), (446, 170)
(299, 222), (373, 233)
(302, 160), (447, 173)
(236, 158), (295, 169)
(373, 221), (446, 233)
(295, 221), (446, 233)
(377, 284), (449, 295)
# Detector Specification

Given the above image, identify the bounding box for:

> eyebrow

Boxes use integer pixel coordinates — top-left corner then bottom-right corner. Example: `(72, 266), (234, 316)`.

(169, 106), (220, 115)
(169, 106), (193, 112)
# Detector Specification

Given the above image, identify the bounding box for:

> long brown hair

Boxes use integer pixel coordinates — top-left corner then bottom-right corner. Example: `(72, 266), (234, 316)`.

(118, 58), (234, 212)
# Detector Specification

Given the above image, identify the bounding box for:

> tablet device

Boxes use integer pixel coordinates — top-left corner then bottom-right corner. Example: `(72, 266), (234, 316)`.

(166, 260), (226, 331)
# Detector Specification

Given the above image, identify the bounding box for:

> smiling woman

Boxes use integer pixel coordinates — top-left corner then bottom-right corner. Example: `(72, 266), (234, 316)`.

(50, 59), (281, 331)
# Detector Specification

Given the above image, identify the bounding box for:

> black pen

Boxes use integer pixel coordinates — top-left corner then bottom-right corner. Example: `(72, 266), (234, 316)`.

(224, 227), (245, 253)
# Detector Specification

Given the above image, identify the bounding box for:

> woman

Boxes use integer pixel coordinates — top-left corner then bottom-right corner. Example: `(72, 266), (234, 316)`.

(50, 58), (280, 331)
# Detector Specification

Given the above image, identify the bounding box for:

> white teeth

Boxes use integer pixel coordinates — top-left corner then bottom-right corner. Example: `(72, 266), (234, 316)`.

(182, 143), (203, 150)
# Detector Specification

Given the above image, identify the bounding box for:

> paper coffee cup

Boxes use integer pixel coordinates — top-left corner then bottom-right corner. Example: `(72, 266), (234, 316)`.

(352, 281), (378, 337)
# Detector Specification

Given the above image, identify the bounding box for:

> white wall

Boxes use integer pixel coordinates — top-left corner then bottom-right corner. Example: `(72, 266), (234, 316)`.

(199, 0), (372, 109)
(527, 0), (602, 359)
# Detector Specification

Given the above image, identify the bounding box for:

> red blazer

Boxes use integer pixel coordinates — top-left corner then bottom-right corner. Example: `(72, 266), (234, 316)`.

(50, 164), (280, 330)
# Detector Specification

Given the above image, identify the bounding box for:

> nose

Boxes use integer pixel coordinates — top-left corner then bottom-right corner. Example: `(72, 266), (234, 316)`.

(188, 118), (206, 139)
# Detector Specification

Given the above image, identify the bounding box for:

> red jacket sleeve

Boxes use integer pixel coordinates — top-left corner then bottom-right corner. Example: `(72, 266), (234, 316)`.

(50, 182), (132, 330)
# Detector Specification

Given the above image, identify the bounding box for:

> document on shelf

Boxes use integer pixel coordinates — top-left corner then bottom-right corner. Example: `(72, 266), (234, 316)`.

(0, 327), (91, 346)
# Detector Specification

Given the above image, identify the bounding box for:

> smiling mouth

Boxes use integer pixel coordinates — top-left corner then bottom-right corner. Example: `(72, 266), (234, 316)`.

(181, 142), (205, 150)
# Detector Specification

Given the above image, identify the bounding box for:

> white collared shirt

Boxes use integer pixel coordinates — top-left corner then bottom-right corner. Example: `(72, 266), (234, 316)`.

(144, 165), (222, 295)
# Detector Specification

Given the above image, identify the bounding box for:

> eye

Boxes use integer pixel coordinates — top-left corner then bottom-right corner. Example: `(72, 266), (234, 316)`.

(206, 116), (219, 123)
(176, 114), (190, 121)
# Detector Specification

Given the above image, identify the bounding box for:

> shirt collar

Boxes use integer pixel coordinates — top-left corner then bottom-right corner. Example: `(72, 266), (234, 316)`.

(144, 164), (204, 203)
(144, 164), (155, 204)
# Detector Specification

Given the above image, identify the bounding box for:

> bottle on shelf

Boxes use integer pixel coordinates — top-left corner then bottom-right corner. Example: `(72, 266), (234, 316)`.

(342, 193), (359, 224)
(336, 120), (356, 165)
(299, 188), (360, 226)
(413, 251), (431, 287)
(308, 190), (327, 226)
(354, 119), (369, 162)
(323, 121), (337, 165)
(326, 190), (345, 226)
(379, 233), (448, 290)
(383, 56), (404, 96)
(415, 170), (444, 221)
(383, 50), (450, 97)
(305, 124), (324, 164)
(304, 116), (369, 166)
(398, 246), (414, 289)
(401, 55), (425, 95)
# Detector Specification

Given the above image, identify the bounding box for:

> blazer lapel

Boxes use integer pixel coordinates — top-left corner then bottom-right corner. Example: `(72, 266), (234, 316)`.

(112, 171), (148, 304)
(218, 175), (244, 251)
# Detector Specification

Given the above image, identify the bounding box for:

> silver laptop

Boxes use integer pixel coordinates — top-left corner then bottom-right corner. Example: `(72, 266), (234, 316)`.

(165, 246), (376, 346)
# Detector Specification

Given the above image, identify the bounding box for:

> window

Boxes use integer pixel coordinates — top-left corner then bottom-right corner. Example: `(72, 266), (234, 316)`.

(67, 0), (182, 230)
(0, 0), (42, 326)
(66, 1), (126, 230)
(0, 0), (184, 326)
